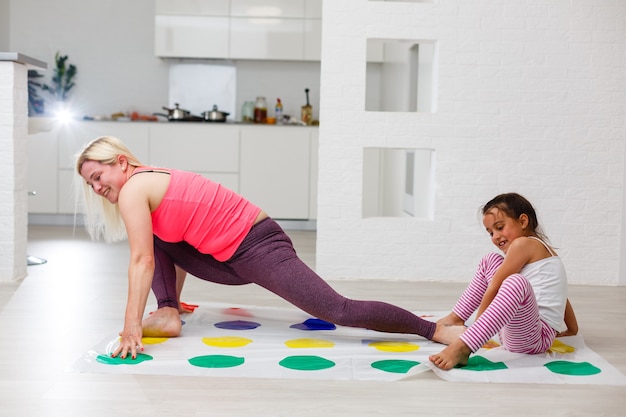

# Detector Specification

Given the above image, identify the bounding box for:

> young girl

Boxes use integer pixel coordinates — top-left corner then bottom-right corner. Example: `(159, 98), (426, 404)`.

(76, 136), (465, 360)
(430, 193), (579, 370)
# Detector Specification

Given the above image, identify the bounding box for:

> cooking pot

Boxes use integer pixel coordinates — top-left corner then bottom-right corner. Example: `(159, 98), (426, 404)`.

(202, 105), (230, 122)
(154, 103), (191, 120)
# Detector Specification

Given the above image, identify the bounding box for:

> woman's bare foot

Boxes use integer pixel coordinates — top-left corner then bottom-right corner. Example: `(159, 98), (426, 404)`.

(432, 323), (466, 345)
(429, 338), (471, 370)
(142, 307), (182, 337)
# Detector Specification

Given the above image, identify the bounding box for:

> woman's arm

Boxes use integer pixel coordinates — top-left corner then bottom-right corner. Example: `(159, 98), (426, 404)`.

(557, 298), (579, 337)
(114, 179), (157, 359)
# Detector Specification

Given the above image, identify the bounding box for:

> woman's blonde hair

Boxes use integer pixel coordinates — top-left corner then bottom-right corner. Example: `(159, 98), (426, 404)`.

(75, 136), (143, 242)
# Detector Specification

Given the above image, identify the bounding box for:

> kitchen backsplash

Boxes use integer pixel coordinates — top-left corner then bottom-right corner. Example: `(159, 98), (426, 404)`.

(169, 61), (238, 119)
(166, 58), (320, 123)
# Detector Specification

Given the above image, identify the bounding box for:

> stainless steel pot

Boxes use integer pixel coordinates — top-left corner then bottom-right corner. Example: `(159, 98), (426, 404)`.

(154, 103), (191, 120)
(202, 105), (230, 122)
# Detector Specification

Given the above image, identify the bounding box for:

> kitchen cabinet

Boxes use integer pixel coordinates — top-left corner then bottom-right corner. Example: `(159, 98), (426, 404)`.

(240, 126), (311, 219)
(305, 0), (323, 18)
(56, 121), (151, 213)
(155, 15), (230, 59)
(155, 0), (230, 59)
(309, 130), (318, 219)
(155, 0), (323, 61)
(155, 0), (230, 16)
(230, 0), (305, 18)
(304, 18), (322, 61)
(149, 123), (240, 192)
(27, 127), (58, 213)
(230, 0), (321, 61)
(230, 18), (305, 61)
(56, 122), (151, 171)
(27, 121), (318, 221)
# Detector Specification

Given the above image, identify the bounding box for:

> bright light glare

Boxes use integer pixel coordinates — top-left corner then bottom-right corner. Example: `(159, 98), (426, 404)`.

(55, 108), (75, 123)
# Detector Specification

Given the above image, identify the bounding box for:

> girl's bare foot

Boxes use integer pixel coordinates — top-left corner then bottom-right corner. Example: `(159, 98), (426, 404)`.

(429, 338), (471, 370)
(437, 312), (465, 327)
(142, 307), (182, 337)
(432, 323), (466, 345)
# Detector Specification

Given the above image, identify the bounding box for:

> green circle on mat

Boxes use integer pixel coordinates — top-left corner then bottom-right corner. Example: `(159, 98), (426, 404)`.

(371, 359), (420, 374)
(96, 353), (153, 365)
(188, 355), (245, 368)
(544, 360), (601, 376)
(279, 355), (335, 371)
(461, 355), (508, 371)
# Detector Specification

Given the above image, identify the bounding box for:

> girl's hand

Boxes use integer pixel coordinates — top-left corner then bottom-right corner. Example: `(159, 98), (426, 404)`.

(113, 322), (144, 359)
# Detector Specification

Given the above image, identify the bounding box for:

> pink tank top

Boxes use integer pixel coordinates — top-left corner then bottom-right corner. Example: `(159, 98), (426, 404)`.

(135, 167), (261, 261)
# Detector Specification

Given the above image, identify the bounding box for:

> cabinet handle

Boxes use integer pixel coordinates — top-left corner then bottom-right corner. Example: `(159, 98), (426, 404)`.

(28, 191), (37, 196)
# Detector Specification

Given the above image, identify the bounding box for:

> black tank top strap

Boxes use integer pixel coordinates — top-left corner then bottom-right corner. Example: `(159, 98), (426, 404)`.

(130, 167), (171, 178)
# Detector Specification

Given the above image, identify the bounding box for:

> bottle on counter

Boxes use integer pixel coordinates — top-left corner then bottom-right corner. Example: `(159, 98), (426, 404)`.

(254, 96), (267, 124)
(275, 98), (283, 125)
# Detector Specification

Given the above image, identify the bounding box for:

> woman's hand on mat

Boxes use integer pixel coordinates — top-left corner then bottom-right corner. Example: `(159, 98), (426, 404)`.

(113, 323), (144, 360)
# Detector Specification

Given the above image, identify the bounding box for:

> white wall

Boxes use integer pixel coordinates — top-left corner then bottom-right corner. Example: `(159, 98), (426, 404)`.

(0, 0), (9, 51)
(6, 0), (321, 120)
(8, 0), (169, 116)
(317, 0), (626, 286)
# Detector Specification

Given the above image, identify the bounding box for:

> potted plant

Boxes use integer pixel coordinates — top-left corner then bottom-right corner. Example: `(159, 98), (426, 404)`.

(43, 51), (77, 103)
(27, 70), (46, 116)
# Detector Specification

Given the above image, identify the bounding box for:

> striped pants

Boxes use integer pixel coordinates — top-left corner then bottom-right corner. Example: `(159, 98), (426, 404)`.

(455, 253), (556, 354)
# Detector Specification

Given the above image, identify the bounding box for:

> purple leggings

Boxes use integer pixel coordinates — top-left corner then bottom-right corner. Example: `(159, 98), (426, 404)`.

(152, 218), (436, 339)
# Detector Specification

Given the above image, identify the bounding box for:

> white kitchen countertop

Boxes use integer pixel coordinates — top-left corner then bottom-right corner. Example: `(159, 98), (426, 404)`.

(0, 52), (47, 69)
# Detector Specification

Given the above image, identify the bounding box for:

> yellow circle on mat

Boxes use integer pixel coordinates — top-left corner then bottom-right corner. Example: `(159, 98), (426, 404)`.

(285, 338), (335, 348)
(368, 341), (420, 352)
(548, 339), (575, 354)
(118, 336), (168, 345)
(202, 336), (253, 348)
(142, 337), (168, 345)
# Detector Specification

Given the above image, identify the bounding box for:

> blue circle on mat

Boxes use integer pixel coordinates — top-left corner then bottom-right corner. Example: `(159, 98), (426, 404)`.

(290, 318), (336, 331)
(214, 320), (261, 330)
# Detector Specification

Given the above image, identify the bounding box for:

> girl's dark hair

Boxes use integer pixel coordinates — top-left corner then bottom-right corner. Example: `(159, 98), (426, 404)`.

(482, 193), (547, 241)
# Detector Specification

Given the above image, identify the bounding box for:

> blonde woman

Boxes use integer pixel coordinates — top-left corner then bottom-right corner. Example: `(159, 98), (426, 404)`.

(77, 136), (465, 360)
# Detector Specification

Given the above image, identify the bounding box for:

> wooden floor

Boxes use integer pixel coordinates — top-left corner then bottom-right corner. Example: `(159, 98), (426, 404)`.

(0, 225), (624, 416)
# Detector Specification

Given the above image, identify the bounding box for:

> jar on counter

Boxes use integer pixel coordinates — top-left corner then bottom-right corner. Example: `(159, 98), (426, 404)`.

(241, 101), (254, 123)
(254, 96), (267, 124)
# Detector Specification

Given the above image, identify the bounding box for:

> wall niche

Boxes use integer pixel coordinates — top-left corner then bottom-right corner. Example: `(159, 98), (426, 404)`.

(362, 147), (435, 218)
(366, 38), (438, 113)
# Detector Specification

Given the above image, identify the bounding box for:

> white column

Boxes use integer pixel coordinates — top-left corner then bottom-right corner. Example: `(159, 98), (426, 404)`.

(0, 53), (46, 282)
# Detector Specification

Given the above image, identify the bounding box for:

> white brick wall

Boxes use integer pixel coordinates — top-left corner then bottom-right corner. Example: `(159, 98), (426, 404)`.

(0, 61), (28, 282)
(317, 0), (626, 285)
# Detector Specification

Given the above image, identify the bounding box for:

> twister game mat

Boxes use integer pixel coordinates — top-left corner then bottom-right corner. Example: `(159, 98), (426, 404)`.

(73, 303), (626, 385)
